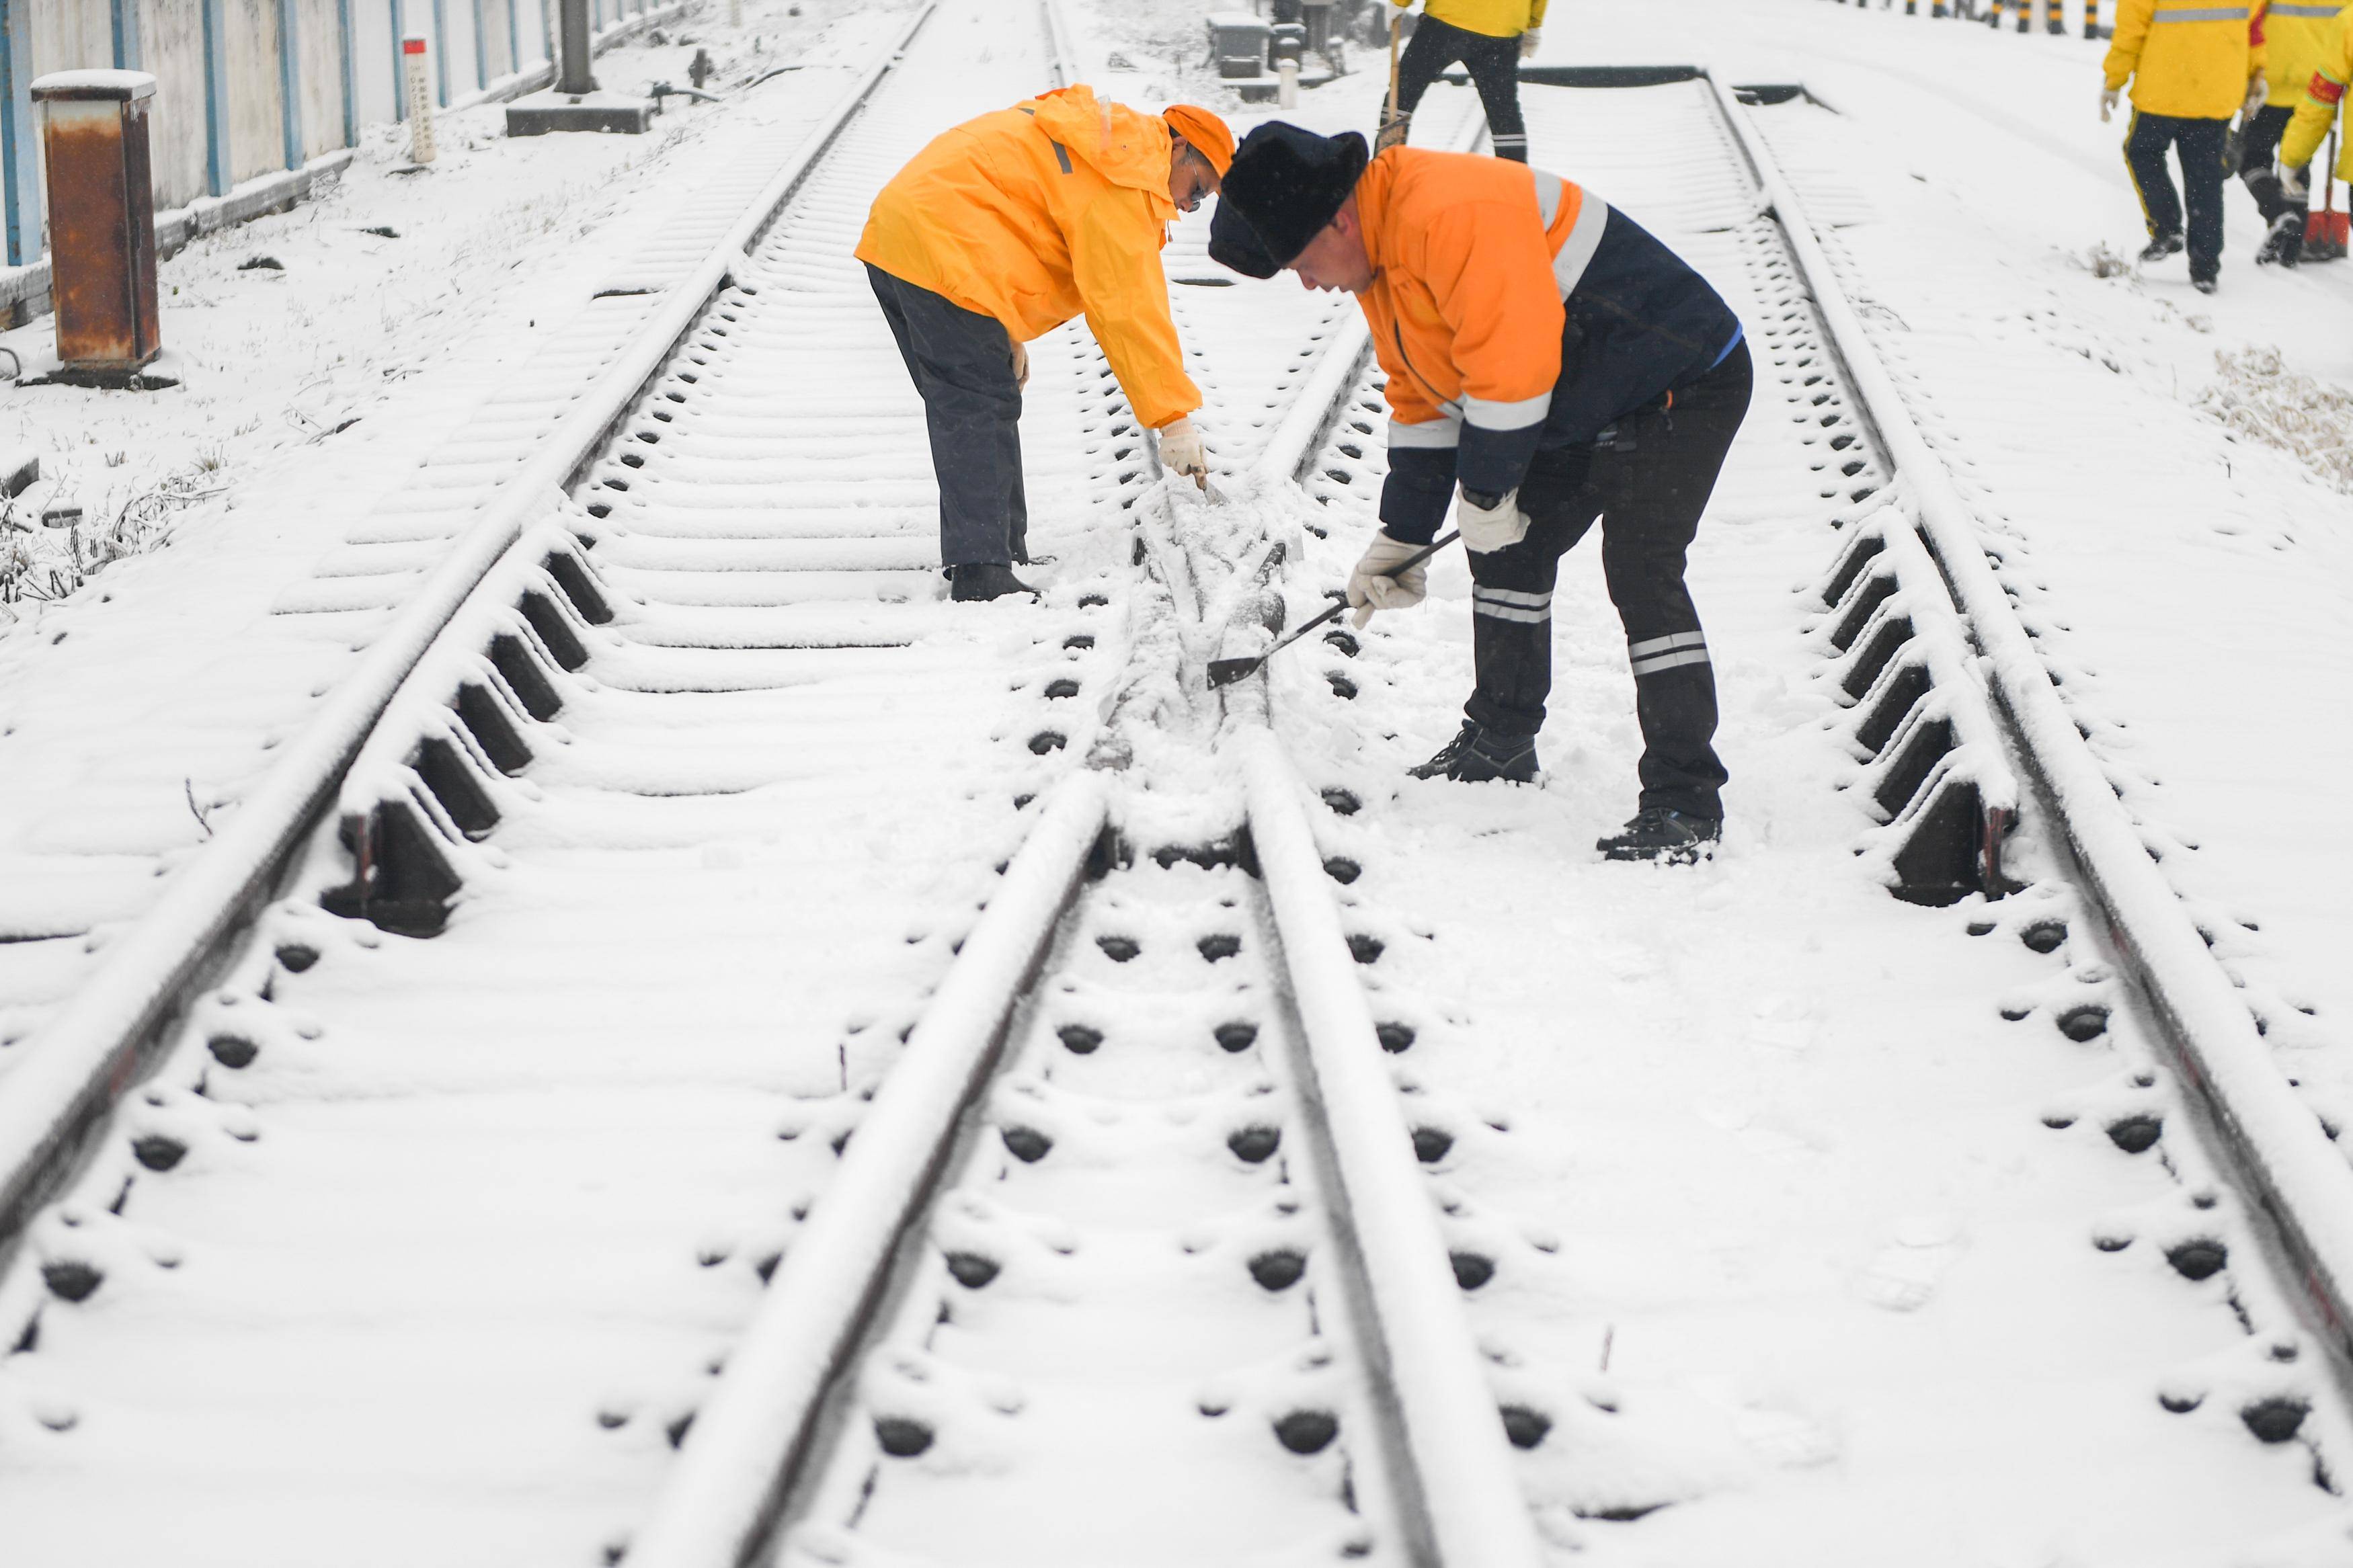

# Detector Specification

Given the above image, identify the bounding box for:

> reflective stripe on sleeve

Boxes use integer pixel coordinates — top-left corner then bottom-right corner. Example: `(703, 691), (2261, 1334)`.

(1552, 193), (1609, 296)
(1390, 414), (1463, 448)
(1531, 168), (1565, 229)
(2149, 6), (2256, 18)
(2272, 3), (2339, 15)
(1461, 388), (1553, 431)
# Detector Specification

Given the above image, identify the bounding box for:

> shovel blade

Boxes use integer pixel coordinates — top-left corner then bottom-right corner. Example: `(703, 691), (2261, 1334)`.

(1205, 657), (1262, 689)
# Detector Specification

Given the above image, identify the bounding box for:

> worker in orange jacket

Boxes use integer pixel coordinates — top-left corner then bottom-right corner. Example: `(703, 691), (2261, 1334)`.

(2103, 0), (2269, 290)
(1211, 124), (1748, 863)
(857, 89), (1231, 600)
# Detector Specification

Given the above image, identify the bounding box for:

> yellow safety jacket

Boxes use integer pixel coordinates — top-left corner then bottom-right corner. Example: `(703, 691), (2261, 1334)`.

(2104, 0), (2268, 119)
(2283, 4), (2353, 175)
(1392, 0), (1550, 40)
(2262, 0), (2350, 106)
(856, 86), (1199, 430)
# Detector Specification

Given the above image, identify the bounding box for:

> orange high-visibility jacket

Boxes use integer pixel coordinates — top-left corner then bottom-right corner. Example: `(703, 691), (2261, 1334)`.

(856, 85), (1198, 431)
(2105, 0), (2268, 119)
(2283, 3), (2353, 175)
(1351, 147), (1741, 542)
(1357, 149), (1572, 452)
(2262, 0), (2348, 106)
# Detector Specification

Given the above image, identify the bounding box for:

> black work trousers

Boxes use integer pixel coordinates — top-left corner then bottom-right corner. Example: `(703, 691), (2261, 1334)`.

(2238, 101), (2307, 257)
(2124, 110), (2230, 281)
(1394, 14), (1528, 161)
(865, 262), (1028, 569)
(1465, 341), (1752, 820)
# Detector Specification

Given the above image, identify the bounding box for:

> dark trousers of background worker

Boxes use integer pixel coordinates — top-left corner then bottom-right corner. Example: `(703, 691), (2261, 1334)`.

(2238, 102), (2308, 262)
(2124, 110), (2229, 282)
(1464, 342), (1752, 820)
(1394, 14), (1528, 161)
(865, 263), (1029, 571)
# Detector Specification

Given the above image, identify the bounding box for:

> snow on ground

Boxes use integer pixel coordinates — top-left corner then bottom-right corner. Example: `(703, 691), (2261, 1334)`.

(0, 0), (901, 1044)
(1, 0), (2351, 1563)
(1551, 0), (2353, 1165)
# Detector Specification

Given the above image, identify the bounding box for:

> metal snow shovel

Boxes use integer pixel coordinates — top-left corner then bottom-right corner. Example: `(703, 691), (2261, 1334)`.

(1205, 531), (1458, 689)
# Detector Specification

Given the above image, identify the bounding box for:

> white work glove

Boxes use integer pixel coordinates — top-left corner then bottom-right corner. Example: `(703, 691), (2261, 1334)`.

(1374, 114), (1410, 154)
(1157, 416), (1208, 489)
(1346, 530), (1428, 628)
(2245, 76), (2268, 120)
(2279, 158), (2311, 202)
(1010, 339), (1029, 391)
(1519, 27), (1541, 60)
(1455, 487), (1531, 554)
(2100, 86), (2119, 122)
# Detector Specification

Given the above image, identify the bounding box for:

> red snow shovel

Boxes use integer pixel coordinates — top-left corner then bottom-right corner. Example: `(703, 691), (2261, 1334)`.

(1205, 531), (1458, 689)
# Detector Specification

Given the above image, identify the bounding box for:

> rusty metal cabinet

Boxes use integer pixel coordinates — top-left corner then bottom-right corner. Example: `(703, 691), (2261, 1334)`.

(31, 70), (161, 382)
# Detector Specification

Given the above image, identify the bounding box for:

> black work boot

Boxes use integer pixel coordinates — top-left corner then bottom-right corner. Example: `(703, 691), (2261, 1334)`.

(948, 563), (1037, 602)
(2138, 231), (2185, 264)
(1408, 722), (1538, 784)
(2258, 212), (2303, 267)
(1597, 806), (1722, 864)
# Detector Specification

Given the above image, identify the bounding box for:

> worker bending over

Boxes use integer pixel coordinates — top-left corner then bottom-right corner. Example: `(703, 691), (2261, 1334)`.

(857, 90), (1232, 601)
(2241, 0), (2348, 265)
(1379, 0), (1544, 161)
(2276, 4), (2353, 231)
(1211, 125), (1747, 864)
(2102, 0), (2268, 292)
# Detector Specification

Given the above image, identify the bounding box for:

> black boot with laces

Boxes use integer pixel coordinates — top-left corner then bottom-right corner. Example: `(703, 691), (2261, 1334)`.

(1597, 806), (1722, 864)
(2138, 231), (2185, 265)
(1408, 722), (1538, 784)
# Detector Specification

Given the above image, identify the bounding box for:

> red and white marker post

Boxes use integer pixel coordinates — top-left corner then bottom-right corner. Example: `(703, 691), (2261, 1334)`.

(403, 38), (436, 164)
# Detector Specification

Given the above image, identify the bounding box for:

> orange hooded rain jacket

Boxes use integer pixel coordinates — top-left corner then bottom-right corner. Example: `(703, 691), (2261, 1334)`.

(857, 86), (1199, 431)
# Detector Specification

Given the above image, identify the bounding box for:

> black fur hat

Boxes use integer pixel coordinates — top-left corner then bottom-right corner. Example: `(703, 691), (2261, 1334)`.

(1216, 122), (1369, 271)
(1209, 197), (1278, 279)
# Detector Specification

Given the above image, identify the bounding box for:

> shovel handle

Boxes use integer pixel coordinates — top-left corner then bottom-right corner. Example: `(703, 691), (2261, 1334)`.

(1224, 530), (1459, 682)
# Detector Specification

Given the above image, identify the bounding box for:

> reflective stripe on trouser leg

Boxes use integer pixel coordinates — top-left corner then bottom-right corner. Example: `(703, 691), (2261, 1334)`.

(1628, 628), (1709, 675)
(1464, 552), (1563, 738)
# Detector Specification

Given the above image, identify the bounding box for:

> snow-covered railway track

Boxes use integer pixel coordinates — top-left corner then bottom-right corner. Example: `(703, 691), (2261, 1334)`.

(0, 1), (1344, 1559)
(1229, 74), (2353, 1555)
(0, 10), (1533, 1566)
(1708, 73), (2353, 1423)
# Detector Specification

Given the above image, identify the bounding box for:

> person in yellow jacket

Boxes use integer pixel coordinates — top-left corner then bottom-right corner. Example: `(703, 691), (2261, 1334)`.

(2103, 0), (2269, 291)
(2276, 5), (2353, 217)
(857, 89), (1231, 601)
(2239, 0), (2348, 262)
(1378, 0), (1546, 162)
(1211, 124), (1749, 862)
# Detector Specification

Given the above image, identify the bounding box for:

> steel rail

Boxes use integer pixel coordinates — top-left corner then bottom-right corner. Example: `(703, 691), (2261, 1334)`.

(623, 772), (1111, 1568)
(0, 2), (943, 1275)
(1702, 70), (2353, 1383)
(630, 65), (1542, 1568)
(1204, 91), (1543, 1568)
